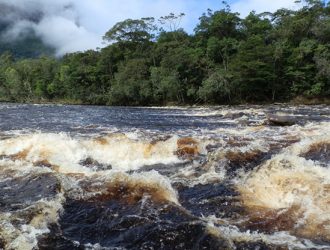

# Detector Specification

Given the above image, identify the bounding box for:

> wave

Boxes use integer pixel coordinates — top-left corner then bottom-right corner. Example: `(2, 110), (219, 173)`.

(237, 134), (330, 241)
(0, 107), (328, 249)
(0, 133), (206, 173)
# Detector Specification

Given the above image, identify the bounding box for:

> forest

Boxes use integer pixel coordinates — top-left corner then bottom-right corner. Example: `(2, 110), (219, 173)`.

(0, 0), (329, 105)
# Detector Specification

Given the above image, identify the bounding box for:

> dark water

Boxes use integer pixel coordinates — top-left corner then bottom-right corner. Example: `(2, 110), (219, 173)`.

(0, 104), (238, 133)
(0, 104), (329, 250)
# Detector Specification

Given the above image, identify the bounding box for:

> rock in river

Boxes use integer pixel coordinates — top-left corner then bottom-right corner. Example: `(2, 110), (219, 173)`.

(266, 113), (298, 126)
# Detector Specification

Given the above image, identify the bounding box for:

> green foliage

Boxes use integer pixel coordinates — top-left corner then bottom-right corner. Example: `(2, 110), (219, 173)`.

(198, 68), (233, 103)
(103, 18), (157, 44)
(0, 0), (329, 105)
(195, 5), (241, 42)
(108, 59), (152, 105)
(151, 67), (181, 104)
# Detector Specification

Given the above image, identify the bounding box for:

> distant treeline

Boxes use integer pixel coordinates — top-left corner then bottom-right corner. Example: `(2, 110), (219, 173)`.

(0, 0), (329, 105)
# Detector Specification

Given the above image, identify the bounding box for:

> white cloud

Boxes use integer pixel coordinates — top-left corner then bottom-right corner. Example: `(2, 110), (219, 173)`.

(72, 0), (187, 37)
(34, 16), (102, 56)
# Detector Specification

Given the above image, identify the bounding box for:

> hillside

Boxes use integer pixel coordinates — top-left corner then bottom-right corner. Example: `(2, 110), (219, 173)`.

(0, 17), (54, 58)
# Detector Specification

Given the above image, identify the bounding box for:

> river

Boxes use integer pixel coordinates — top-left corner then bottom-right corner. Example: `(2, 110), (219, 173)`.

(0, 104), (329, 249)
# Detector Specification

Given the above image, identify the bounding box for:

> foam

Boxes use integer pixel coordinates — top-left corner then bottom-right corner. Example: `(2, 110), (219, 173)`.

(0, 194), (64, 250)
(206, 222), (329, 249)
(75, 170), (179, 205)
(0, 132), (185, 173)
(237, 138), (330, 240)
(0, 106), (329, 248)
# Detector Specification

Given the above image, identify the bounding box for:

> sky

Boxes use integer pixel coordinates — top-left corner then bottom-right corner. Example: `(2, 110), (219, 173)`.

(0, 0), (325, 56)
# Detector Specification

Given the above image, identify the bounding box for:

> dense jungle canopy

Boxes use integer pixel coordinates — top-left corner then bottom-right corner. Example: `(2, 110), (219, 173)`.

(0, 0), (329, 105)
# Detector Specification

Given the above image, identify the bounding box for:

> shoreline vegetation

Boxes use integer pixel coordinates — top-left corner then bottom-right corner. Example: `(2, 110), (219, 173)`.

(0, 1), (329, 106)
(1, 96), (329, 107)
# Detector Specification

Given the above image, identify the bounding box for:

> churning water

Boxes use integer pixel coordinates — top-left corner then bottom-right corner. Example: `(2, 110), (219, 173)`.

(0, 104), (329, 249)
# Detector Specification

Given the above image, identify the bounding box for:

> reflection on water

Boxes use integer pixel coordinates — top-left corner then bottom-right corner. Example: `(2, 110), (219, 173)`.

(0, 104), (329, 249)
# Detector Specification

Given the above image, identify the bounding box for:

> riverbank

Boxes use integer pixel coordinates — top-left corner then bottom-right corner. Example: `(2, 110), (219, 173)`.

(1, 96), (329, 108)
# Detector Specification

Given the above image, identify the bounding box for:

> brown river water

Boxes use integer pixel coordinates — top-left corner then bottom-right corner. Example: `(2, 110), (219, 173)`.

(0, 104), (329, 249)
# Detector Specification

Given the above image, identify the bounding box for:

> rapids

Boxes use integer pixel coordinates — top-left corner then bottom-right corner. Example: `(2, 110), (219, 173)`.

(0, 104), (329, 249)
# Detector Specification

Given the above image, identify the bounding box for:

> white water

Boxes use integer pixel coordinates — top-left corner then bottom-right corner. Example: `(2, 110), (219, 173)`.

(0, 105), (329, 249)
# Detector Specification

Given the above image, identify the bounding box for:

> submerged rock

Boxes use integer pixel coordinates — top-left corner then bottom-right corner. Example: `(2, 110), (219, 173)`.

(136, 161), (191, 176)
(223, 112), (246, 119)
(301, 142), (330, 167)
(80, 157), (112, 171)
(176, 137), (199, 158)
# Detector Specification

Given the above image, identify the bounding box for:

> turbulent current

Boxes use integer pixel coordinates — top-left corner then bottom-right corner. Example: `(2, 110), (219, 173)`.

(0, 104), (329, 250)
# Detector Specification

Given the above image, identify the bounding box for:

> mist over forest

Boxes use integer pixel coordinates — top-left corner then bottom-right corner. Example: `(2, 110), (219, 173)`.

(0, 0), (329, 105)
